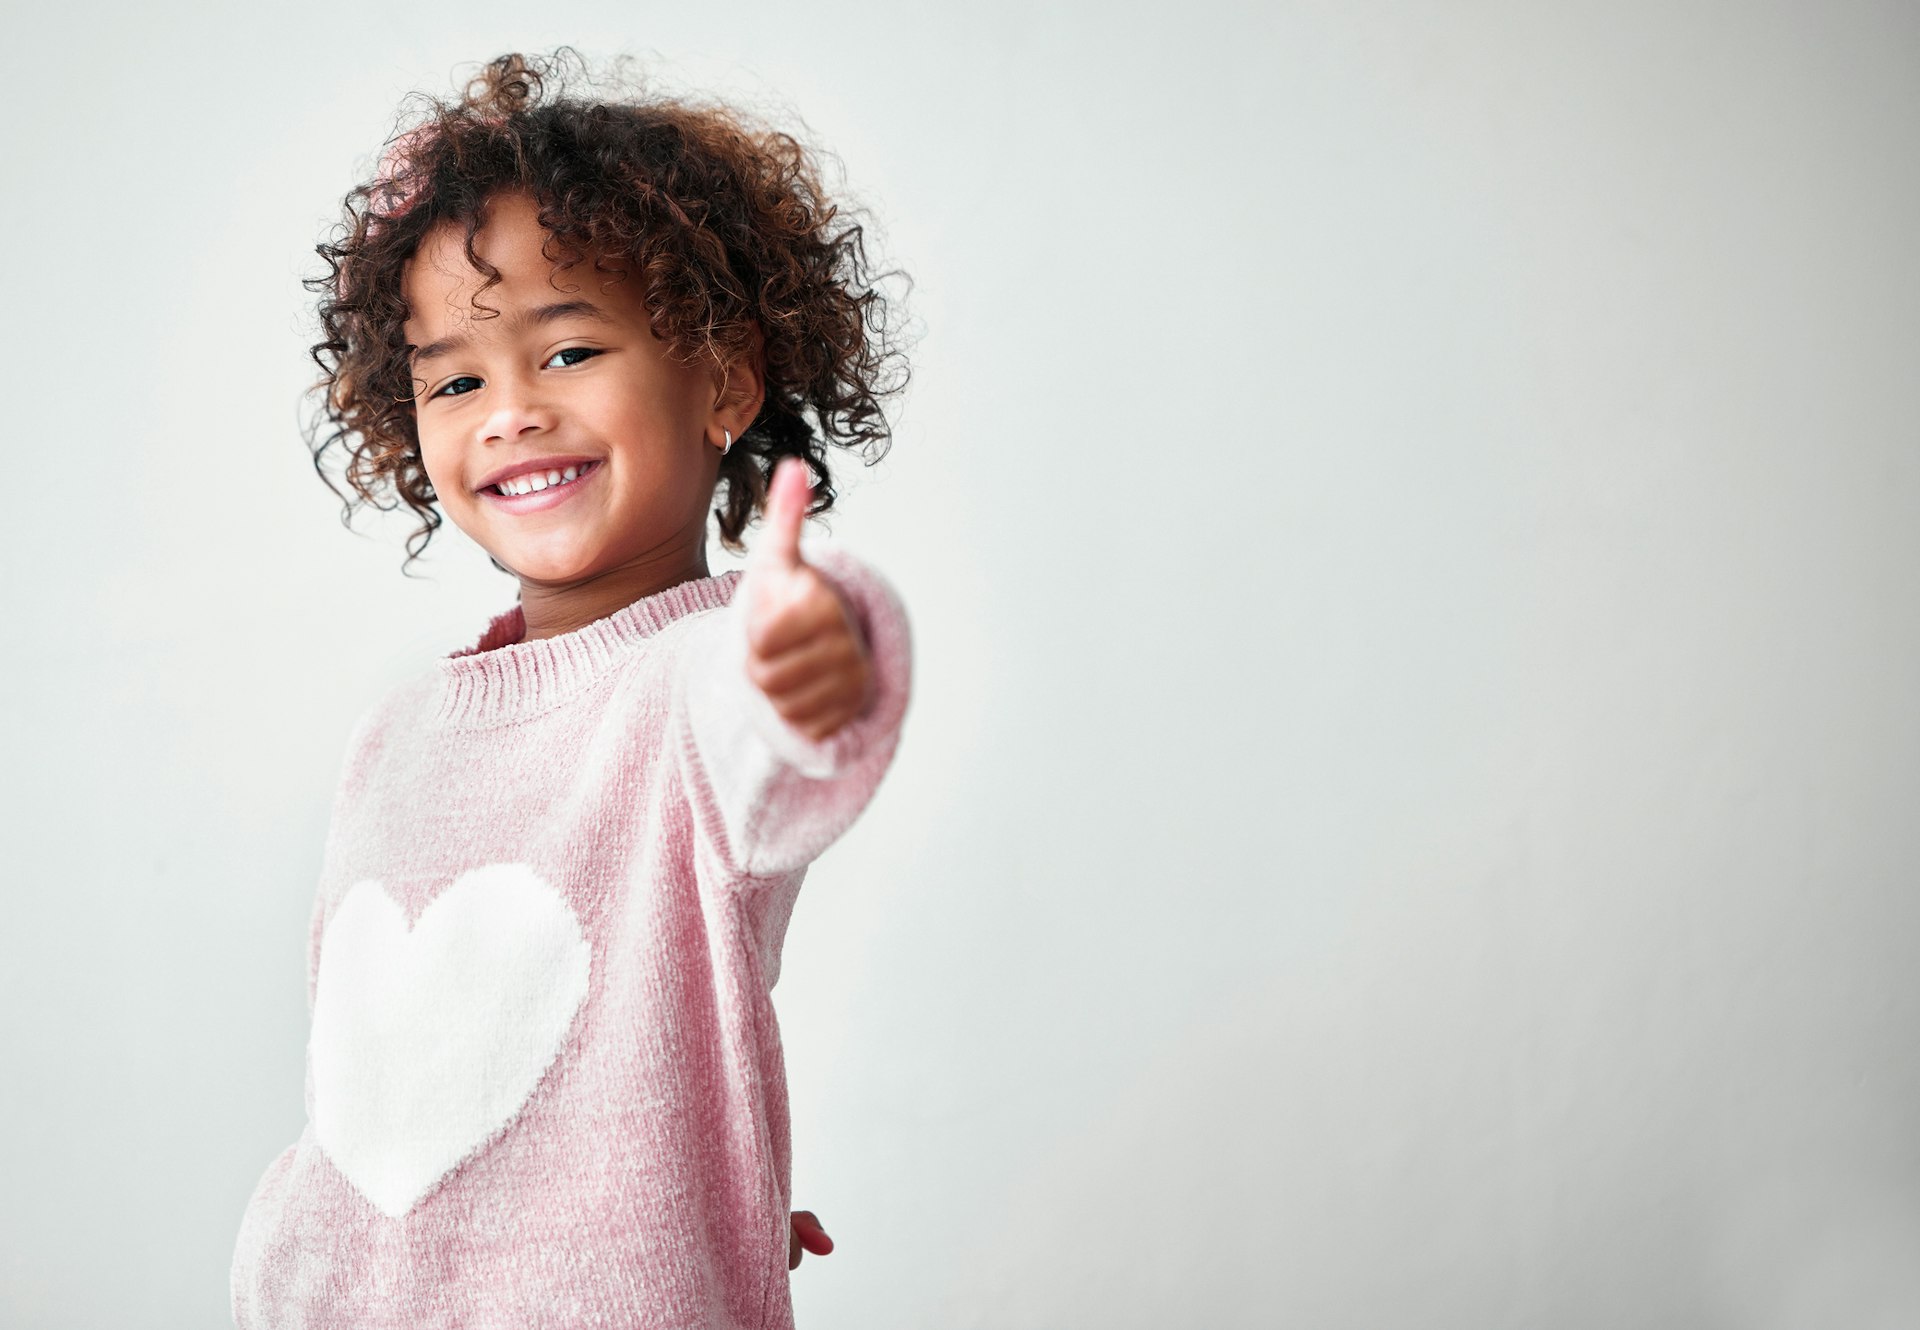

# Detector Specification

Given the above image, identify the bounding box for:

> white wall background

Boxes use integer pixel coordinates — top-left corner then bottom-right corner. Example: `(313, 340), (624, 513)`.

(2, 2), (1916, 1326)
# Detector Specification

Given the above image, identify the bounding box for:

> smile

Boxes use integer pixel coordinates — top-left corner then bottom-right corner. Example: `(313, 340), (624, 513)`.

(482, 459), (602, 511)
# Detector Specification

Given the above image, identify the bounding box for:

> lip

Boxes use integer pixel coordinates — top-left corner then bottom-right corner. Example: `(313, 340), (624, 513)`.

(478, 458), (604, 513)
(473, 454), (604, 494)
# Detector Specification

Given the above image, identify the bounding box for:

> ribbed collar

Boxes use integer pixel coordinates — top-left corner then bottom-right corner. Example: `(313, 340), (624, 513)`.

(431, 570), (743, 726)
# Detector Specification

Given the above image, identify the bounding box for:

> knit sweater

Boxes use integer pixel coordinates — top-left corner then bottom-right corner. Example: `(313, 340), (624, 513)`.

(229, 545), (912, 1330)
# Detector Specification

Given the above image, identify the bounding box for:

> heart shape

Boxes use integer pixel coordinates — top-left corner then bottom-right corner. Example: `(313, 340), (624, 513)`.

(310, 862), (591, 1218)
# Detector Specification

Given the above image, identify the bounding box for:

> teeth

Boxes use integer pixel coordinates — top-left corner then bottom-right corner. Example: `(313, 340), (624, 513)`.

(493, 463), (589, 497)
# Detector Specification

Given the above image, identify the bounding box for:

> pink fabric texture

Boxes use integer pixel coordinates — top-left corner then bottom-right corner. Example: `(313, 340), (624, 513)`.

(230, 546), (911, 1329)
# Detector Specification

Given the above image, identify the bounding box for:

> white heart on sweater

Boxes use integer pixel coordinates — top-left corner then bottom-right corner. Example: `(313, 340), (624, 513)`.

(310, 862), (591, 1219)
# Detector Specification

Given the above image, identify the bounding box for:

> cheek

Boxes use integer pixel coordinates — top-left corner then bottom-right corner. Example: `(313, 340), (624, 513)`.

(414, 431), (464, 502)
(587, 376), (670, 434)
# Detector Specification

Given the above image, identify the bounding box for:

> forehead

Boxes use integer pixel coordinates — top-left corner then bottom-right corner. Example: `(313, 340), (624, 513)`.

(401, 191), (627, 337)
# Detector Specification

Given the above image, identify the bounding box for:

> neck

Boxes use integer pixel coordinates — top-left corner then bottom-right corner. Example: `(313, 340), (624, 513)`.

(514, 538), (712, 642)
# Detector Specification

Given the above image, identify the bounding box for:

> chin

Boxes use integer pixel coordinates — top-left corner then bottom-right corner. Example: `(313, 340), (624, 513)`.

(501, 552), (600, 585)
(483, 533), (604, 585)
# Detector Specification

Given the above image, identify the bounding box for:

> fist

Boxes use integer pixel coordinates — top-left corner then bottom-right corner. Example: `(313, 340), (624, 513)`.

(741, 458), (873, 742)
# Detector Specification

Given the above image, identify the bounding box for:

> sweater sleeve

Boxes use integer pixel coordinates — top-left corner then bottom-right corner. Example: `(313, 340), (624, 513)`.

(672, 545), (912, 881)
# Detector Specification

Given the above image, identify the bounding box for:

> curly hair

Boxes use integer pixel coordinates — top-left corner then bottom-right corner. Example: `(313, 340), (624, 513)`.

(304, 48), (913, 574)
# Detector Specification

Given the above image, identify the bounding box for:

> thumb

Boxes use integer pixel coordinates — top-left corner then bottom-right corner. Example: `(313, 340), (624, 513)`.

(754, 457), (811, 574)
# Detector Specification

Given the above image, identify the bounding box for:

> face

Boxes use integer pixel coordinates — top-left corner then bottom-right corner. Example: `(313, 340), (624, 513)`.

(401, 189), (753, 587)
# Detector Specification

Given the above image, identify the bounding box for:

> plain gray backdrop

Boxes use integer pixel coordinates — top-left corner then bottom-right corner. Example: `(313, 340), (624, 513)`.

(2, 1), (1917, 1326)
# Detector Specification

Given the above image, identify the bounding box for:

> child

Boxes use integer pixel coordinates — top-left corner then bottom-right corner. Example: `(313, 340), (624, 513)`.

(230, 49), (913, 1329)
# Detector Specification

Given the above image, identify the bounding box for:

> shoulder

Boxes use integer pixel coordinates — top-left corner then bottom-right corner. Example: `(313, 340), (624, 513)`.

(330, 669), (437, 796)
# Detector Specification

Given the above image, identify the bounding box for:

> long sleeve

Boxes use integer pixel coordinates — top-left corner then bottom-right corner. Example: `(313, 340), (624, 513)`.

(673, 544), (912, 880)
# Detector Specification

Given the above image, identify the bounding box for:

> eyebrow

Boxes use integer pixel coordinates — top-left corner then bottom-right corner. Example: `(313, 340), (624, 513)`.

(408, 299), (619, 365)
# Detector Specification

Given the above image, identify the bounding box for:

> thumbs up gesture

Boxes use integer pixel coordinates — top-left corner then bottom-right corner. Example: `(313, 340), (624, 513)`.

(741, 458), (874, 742)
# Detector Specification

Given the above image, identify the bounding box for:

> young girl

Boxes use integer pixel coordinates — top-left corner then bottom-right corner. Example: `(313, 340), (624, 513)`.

(230, 49), (913, 1329)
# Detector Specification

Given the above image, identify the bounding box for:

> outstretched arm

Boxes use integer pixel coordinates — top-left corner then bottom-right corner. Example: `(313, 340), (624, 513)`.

(675, 459), (913, 879)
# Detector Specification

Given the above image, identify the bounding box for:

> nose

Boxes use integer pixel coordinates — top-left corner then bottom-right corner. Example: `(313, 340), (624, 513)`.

(477, 370), (556, 445)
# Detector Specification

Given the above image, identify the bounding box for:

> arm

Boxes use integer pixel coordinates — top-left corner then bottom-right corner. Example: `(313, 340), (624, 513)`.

(674, 462), (912, 880)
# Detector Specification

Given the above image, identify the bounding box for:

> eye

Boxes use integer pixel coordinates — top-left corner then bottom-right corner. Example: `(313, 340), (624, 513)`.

(430, 376), (481, 400)
(424, 347), (602, 401)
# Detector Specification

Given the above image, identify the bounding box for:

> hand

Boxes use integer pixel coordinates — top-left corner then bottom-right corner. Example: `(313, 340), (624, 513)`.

(741, 458), (873, 741)
(789, 1209), (834, 1270)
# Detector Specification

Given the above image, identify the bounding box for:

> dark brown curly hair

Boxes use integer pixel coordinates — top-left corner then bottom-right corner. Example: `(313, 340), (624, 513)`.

(305, 48), (913, 574)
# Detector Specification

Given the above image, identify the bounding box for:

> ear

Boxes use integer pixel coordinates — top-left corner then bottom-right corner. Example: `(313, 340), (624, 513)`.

(709, 321), (767, 442)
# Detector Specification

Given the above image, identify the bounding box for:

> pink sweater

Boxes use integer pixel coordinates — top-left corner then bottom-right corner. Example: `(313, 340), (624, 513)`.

(230, 546), (912, 1329)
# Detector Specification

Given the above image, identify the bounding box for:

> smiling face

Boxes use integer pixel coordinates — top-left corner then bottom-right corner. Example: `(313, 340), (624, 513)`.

(402, 189), (757, 595)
